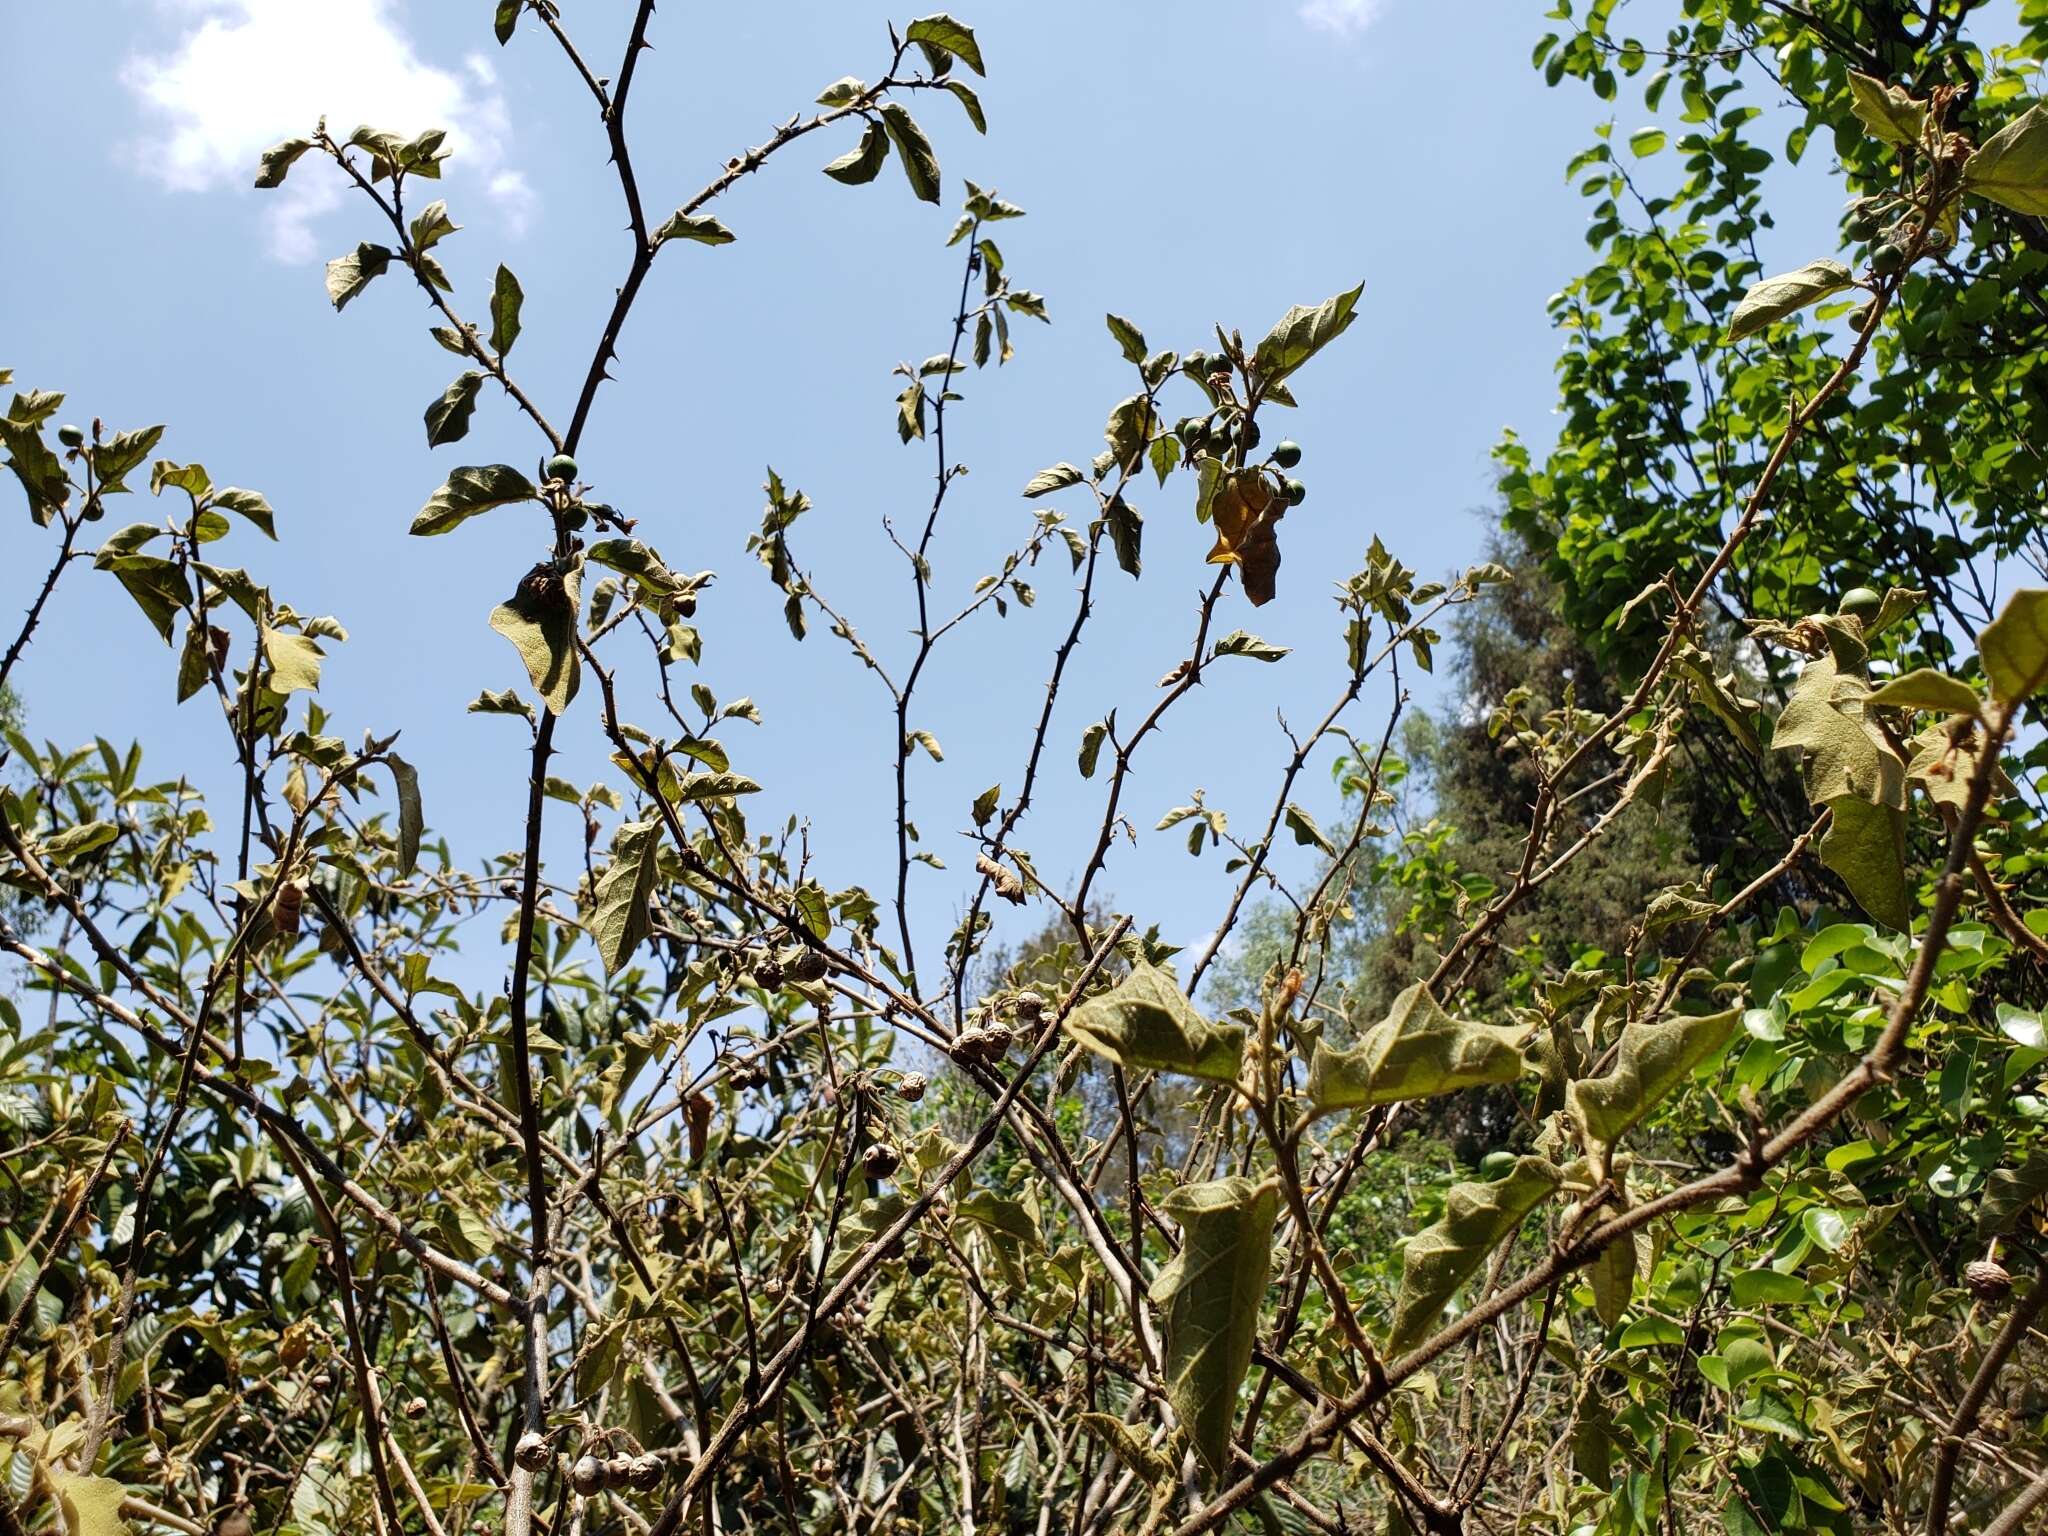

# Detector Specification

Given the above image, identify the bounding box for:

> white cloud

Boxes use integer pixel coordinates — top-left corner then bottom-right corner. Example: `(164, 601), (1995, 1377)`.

(123, 0), (529, 262)
(1298, 0), (1386, 39)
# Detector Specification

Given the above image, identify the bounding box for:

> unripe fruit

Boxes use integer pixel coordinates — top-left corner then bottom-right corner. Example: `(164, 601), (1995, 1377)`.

(1848, 306), (1874, 332)
(1870, 243), (1906, 277)
(1175, 416), (1202, 444)
(546, 453), (579, 482)
(1838, 586), (1883, 621)
(1272, 439), (1301, 469)
(1237, 417), (1261, 452)
(57, 424), (85, 449)
(570, 1455), (606, 1496)
(514, 1432), (550, 1471)
(1282, 478), (1307, 506)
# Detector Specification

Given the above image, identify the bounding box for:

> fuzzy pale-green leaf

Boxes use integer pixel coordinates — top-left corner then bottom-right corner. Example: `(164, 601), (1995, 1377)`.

(1147, 1177), (1277, 1476)
(1568, 1009), (1738, 1148)
(1725, 260), (1854, 342)
(593, 817), (661, 975)
(1308, 982), (1528, 1113)
(1061, 961), (1243, 1082)
(1389, 1157), (1560, 1356)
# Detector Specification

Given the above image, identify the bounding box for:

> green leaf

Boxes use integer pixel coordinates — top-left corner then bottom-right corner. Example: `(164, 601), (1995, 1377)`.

(1076, 1413), (1177, 1487)
(880, 104), (941, 204)
(1770, 653), (1906, 810)
(1062, 961), (1244, 1082)
(971, 782), (1000, 829)
(1284, 803), (1336, 857)
(263, 624), (324, 695)
(1251, 282), (1364, 386)
(494, 0), (521, 44)
(655, 211), (736, 246)
(254, 136), (313, 189)
(1388, 1156), (1560, 1356)
(670, 771), (762, 803)
(96, 553), (190, 643)
(467, 687), (534, 722)
(1147, 1177), (1278, 1476)
(942, 78), (986, 134)
(50, 1471), (129, 1536)
(593, 818), (661, 975)
(1568, 1009), (1738, 1148)
(1212, 630), (1289, 663)
(1308, 983), (1529, 1112)
(1963, 103), (2048, 217)
(325, 242), (393, 311)
(1847, 73), (1926, 146)
(816, 75), (865, 107)
(1105, 314), (1147, 365)
(1866, 667), (1980, 716)
(1725, 260), (1854, 342)
(176, 621), (214, 702)
(1022, 462), (1083, 498)
(1978, 1148), (2048, 1238)
(150, 459), (210, 500)
(40, 822), (119, 868)
(1105, 495), (1142, 578)
(2, 414), (69, 525)
(1977, 588), (2048, 705)
(387, 753), (422, 875)
(1627, 127), (1667, 157)
(904, 14), (985, 74)
(90, 425), (166, 492)
(212, 487), (276, 539)
(489, 562), (580, 714)
(412, 464), (537, 536)
(1078, 717), (1110, 779)
(424, 371), (484, 448)
(490, 264), (524, 356)
(1819, 796), (1909, 930)
(823, 121), (889, 184)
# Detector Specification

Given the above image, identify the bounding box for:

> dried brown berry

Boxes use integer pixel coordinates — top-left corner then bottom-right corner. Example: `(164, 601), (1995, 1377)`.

(403, 1396), (427, 1420)
(1966, 1259), (2014, 1303)
(896, 1071), (928, 1102)
(604, 1455), (637, 1488)
(784, 946), (829, 983)
(513, 1431), (550, 1472)
(628, 1454), (663, 1491)
(570, 1455), (606, 1496)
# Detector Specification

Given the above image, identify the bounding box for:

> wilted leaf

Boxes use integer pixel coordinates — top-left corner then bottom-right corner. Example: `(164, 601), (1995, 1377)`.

(1978, 1148), (2048, 1238)
(1388, 1157), (1560, 1356)
(325, 242), (393, 311)
(1205, 472), (1283, 606)
(1078, 717), (1111, 778)
(593, 818), (661, 974)
(254, 136), (313, 188)
(1569, 1009), (1738, 1148)
(264, 624), (323, 695)
(656, 211), (736, 246)
(1770, 653), (1906, 810)
(40, 822), (119, 868)
(1148, 1177), (1278, 1475)
(1726, 260), (1854, 342)
(1062, 961), (1243, 1082)
(1308, 982), (1528, 1112)
(489, 561), (580, 714)
(1212, 630), (1289, 663)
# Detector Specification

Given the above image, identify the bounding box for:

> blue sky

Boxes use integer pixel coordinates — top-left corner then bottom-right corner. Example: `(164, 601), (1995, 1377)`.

(1, 0), (1841, 983)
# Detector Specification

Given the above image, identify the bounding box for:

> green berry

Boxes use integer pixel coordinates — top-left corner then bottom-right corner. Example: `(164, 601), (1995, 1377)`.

(1282, 478), (1307, 506)
(546, 453), (578, 482)
(1839, 586), (1883, 621)
(1272, 439), (1301, 469)
(1237, 417), (1261, 453)
(57, 424), (85, 449)
(1175, 416), (1202, 444)
(1870, 244), (1906, 277)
